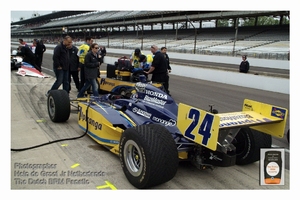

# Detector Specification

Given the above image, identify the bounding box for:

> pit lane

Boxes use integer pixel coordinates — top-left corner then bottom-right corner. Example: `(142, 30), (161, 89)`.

(10, 53), (290, 190)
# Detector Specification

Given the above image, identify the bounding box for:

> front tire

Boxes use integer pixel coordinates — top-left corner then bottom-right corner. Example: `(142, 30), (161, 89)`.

(234, 127), (272, 165)
(47, 90), (70, 122)
(119, 124), (178, 189)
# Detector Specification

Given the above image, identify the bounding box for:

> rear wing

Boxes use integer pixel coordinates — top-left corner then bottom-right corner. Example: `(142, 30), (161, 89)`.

(177, 99), (288, 151)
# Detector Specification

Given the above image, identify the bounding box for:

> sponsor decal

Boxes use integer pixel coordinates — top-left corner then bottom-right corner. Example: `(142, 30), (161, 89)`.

(100, 78), (115, 87)
(220, 118), (272, 127)
(271, 107), (286, 119)
(145, 90), (167, 99)
(220, 114), (253, 121)
(244, 103), (253, 110)
(19, 69), (26, 76)
(143, 95), (167, 106)
(78, 106), (102, 130)
(132, 107), (152, 118)
(152, 116), (176, 126)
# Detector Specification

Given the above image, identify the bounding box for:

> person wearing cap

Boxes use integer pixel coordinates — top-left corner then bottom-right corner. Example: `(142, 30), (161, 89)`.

(239, 55), (250, 73)
(130, 48), (144, 68)
(131, 54), (153, 80)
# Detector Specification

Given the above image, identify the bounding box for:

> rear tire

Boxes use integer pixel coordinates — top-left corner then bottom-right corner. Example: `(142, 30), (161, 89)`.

(119, 124), (178, 189)
(47, 90), (70, 122)
(234, 127), (272, 165)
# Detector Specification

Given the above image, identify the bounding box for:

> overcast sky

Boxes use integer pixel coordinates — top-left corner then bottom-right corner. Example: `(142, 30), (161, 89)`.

(11, 11), (54, 22)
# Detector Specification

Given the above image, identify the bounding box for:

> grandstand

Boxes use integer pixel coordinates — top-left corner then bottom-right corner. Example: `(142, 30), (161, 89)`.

(11, 11), (290, 60)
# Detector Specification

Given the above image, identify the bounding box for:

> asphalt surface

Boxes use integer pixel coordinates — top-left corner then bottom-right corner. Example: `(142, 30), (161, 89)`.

(10, 51), (291, 193)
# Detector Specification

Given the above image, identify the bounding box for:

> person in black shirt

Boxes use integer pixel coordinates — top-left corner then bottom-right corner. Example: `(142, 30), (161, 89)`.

(161, 47), (171, 94)
(161, 47), (171, 73)
(46, 36), (73, 96)
(145, 45), (170, 94)
(68, 44), (80, 92)
(33, 39), (44, 71)
(239, 55), (250, 73)
(98, 46), (106, 64)
(40, 40), (46, 64)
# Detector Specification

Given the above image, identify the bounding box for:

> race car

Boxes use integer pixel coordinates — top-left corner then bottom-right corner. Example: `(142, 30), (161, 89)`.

(99, 75), (164, 95)
(11, 50), (22, 70)
(47, 82), (288, 189)
(98, 61), (164, 95)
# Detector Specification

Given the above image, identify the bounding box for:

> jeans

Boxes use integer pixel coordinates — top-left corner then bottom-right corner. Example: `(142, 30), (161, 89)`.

(79, 63), (85, 90)
(77, 78), (99, 98)
(69, 70), (80, 91)
(48, 68), (69, 93)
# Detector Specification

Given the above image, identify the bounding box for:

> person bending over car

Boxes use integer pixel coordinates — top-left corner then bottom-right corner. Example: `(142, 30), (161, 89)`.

(17, 45), (41, 72)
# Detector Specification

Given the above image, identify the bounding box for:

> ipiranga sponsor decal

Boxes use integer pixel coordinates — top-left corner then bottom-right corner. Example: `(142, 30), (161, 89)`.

(78, 106), (102, 130)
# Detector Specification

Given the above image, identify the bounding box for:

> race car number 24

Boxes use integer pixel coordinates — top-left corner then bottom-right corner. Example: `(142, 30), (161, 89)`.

(184, 108), (213, 146)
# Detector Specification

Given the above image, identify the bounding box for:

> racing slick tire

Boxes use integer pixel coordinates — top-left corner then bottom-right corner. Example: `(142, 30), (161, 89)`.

(233, 127), (272, 165)
(47, 90), (70, 122)
(119, 124), (178, 189)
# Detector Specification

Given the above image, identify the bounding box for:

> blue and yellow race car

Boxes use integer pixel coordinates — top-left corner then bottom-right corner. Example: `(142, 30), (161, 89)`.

(47, 82), (288, 189)
(98, 62), (163, 95)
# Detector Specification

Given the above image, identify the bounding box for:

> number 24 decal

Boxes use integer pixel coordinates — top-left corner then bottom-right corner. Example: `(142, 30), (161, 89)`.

(184, 108), (213, 145)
